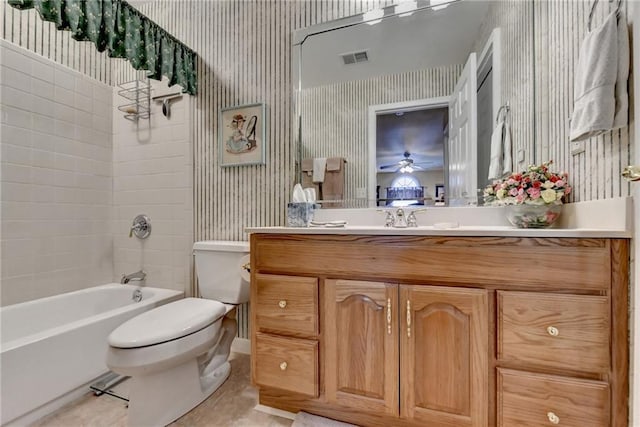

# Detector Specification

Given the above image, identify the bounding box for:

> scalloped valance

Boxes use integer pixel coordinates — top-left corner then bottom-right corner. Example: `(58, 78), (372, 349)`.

(8, 0), (197, 95)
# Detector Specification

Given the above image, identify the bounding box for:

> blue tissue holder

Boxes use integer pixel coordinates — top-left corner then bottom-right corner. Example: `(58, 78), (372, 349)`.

(287, 202), (316, 227)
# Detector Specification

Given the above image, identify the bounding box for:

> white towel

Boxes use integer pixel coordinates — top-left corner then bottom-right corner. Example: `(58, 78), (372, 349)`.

(570, 10), (628, 141)
(312, 157), (327, 183)
(613, 11), (629, 129)
(488, 119), (505, 180)
(502, 120), (512, 176)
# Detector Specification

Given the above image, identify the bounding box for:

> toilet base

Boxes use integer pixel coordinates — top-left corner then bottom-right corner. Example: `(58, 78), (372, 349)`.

(125, 318), (237, 426)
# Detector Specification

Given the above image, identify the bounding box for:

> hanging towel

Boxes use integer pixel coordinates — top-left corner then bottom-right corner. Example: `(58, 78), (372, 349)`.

(502, 120), (512, 176)
(613, 10), (629, 129)
(570, 10), (628, 141)
(312, 157), (327, 183)
(488, 119), (505, 180)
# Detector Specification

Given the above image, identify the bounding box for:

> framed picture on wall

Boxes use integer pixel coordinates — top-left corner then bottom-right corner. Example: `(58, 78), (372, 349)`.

(219, 103), (266, 166)
(435, 184), (445, 201)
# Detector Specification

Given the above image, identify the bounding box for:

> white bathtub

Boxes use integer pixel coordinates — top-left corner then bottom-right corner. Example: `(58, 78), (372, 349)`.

(0, 283), (183, 425)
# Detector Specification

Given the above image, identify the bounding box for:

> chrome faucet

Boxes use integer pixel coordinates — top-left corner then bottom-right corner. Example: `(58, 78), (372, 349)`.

(394, 208), (408, 228)
(121, 270), (146, 284)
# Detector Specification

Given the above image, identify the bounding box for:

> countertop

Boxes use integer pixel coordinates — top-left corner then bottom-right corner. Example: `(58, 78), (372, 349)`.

(245, 225), (631, 238)
(246, 197), (633, 239)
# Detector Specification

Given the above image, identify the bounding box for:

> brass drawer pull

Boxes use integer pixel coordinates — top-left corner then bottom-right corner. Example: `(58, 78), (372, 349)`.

(407, 300), (411, 338)
(280, 361), (288, 371)
(547, 411), (560, 424)
(547, 326), (559, 337)
(387, 298), (392, 335)
(278, 300), (287, 309)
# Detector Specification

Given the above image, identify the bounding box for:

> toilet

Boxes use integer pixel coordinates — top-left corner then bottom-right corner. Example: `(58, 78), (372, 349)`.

(106, 241), (250, 427)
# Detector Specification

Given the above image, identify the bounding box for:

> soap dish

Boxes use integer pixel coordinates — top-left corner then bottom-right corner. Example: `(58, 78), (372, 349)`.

(433, 222), (460, 229)
(309, 220), (347, 228)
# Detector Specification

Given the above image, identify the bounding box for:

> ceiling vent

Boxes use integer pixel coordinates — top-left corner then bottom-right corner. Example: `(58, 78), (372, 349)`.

(341, 51), (369, 65)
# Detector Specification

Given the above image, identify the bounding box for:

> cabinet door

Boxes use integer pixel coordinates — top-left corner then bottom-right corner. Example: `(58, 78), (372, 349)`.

(325, 279), (399, 416)
(400, 285), (489, 427)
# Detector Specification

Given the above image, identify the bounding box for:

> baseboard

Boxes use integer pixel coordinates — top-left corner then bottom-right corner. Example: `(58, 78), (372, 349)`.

(231, 337), (251, 354)
(254, 404), (297, 420)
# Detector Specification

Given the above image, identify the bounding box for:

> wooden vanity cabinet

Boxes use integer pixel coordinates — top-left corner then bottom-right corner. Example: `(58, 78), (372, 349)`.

(250, 234), (629, 427)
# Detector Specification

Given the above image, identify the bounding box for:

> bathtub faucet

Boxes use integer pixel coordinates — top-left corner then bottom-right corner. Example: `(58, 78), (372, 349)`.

(121, 270), (146, 284)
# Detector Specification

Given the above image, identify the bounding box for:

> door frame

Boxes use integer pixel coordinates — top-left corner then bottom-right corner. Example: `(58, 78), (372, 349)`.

(367, 97), (449, 207)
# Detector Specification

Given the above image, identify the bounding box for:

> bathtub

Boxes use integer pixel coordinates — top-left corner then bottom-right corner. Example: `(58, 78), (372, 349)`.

(0, 283), (183, 425)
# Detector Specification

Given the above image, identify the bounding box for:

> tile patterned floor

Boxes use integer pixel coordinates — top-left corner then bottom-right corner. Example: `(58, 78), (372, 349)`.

(31, 353), (292, 427)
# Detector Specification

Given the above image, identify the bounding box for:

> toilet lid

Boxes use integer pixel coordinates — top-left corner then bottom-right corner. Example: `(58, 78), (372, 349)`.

(108, 298), (227, 349)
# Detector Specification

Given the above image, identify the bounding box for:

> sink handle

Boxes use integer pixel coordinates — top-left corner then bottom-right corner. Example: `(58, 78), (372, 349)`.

(376, 209), (396, 227)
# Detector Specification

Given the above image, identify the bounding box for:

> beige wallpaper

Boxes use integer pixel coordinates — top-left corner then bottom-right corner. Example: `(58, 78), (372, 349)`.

(534, 0), (631, 201)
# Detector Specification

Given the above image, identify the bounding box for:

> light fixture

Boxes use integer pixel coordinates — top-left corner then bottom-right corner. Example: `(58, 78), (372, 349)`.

(363, 8), (384, 25)
(400, 165), (414, 174)
(395, 1), (417, 17)
(430, 0), (449, 11)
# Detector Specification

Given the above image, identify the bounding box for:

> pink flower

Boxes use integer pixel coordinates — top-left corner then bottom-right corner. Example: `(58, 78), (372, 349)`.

(546, 212), (559, 222)
(527, 187), (541, 199)
(555, 180), (565, 187)
(509, 188), (519, 197)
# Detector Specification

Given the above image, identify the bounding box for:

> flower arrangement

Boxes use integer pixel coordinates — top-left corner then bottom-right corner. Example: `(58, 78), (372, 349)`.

(483, 161), (571, 206)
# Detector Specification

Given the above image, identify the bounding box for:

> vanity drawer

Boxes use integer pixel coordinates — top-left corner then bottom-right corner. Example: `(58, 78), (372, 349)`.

(497, 291), (609, 373)
(497, 369), (609, 427)
(254, 332), (319, 397)
(255, 274), (318, 336)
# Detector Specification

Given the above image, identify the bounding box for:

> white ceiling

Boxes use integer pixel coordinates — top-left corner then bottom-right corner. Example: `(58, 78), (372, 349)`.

(300, 0), (490, 89)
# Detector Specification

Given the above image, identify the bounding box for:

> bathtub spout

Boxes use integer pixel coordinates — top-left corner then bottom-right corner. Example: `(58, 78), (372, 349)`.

(121, 270), (146, 284)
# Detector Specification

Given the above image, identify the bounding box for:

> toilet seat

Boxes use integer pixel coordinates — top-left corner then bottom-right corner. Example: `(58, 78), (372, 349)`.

(109, 298), (227, 349)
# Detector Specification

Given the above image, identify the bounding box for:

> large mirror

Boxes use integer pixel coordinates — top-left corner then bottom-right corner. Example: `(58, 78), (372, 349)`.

(294, 0), (534, 208)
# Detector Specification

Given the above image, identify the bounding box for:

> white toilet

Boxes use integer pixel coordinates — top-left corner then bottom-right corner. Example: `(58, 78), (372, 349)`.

(106, 241), (250, 427)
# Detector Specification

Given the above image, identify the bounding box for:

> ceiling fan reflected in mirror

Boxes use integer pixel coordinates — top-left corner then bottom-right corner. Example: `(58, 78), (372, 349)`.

(379, 151), (432, 173)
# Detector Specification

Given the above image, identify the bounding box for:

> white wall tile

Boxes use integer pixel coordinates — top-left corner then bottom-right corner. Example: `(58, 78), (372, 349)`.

(2, 47), (29, 72)
(1, 86), (33, 111)
(1, 65), (31, 93)
(2, 124), (32, 146)
(54, 66), (77, 91)
(2, 143), (32, 165)
(112, 80), (193, 296)
(1, 106), (31, 129)
(31, 78), (55, 100)
(31, 116), (56, 136)
(1, 163), (32, 183)
(0, 43), (114, 306)
(30, 59), (54, 83)
(55, 86), (76, 107)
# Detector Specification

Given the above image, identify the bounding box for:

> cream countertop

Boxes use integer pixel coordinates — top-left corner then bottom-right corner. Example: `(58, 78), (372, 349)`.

(246, 197), (633, 239)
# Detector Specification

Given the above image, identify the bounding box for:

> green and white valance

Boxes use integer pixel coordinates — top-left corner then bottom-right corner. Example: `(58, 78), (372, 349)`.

(8, 0), (197, 95)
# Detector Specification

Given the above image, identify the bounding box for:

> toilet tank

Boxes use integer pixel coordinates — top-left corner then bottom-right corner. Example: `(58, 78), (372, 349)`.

(193, 240), (250, 304)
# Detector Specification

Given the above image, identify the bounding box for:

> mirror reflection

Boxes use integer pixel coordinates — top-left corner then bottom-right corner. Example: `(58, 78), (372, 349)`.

(294, 0), (534, 208)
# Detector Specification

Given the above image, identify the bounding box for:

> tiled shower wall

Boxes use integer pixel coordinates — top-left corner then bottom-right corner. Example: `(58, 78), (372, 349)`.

(112, 80), (193, 295)
(0, 40), (113, 306)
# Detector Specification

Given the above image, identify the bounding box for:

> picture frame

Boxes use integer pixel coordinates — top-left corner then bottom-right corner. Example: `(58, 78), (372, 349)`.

(219, 103), (266, 166)
(435, 184), (445, 201)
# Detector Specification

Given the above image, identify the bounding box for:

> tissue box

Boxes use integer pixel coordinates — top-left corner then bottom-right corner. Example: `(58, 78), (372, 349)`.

(287, 202), (316, 227)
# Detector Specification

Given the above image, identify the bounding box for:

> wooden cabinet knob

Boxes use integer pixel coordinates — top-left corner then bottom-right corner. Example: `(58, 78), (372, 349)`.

(547, 412), (560, 424)
(547, 326), (559, 337)
(278, 300), (287, 309)
(279, 361), (288, 371)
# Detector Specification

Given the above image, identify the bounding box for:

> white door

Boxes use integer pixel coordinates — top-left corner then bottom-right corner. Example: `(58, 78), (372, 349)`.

(448, 52), (478, 205)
